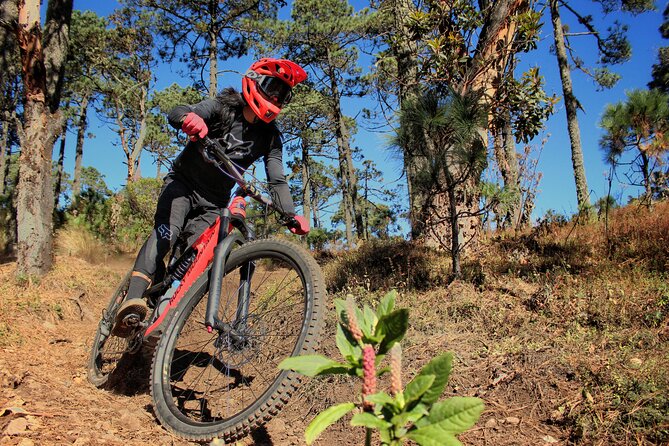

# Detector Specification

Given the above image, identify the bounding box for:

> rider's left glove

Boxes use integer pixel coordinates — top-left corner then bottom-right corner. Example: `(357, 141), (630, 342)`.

(289, 215), (310, 235)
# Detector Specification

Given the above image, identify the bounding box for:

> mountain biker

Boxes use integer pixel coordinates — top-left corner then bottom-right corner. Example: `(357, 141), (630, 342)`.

(112, 58), (311, 337)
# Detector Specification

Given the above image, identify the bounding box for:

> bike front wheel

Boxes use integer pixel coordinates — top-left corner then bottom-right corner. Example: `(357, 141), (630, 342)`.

(150, 239), (324, 442)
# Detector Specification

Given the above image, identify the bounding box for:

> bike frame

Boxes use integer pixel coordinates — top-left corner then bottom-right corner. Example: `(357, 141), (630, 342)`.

(143, 211), (243, 337)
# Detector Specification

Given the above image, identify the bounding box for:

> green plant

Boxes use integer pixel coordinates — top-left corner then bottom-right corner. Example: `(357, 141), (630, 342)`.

(279, 290), (484, 445)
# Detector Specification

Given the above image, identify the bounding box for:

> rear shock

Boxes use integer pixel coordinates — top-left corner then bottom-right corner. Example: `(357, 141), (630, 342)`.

(151, 249), (197, 315)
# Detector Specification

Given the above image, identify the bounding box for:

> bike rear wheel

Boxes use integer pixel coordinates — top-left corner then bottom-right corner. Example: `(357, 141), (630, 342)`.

(150, 239), (324, 442)
(87, 270), (140, 387)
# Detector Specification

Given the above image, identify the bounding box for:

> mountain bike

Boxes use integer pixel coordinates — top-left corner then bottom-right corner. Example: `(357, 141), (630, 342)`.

(87, 136), (324, 442)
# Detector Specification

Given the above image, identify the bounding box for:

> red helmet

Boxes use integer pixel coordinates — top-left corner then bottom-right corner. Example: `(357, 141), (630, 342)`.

(242, 58), (307, 123)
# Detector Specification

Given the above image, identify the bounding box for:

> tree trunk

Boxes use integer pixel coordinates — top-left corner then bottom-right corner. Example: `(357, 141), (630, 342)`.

(311, 186), (321, 229)
(53, 117), (67, 208)
(0, 112), (9, 196)
(15, 0), (72, 277)
(207, 0), (218, 98)
(301, 140), (312, 228)
(337, 147), (354, 245)
(549, 0), (591, 217)
(0, 0), (19, 79)
(640, 150), (652, 203)
(447, 175), (461, 279)
(208, 30), (217, 98)
(16, 0), (52, 276)
(128, 84), (148, 182)
(326, 56), (356, 245)
(72, 93), (89, 200)
(340, 115), (363, 241)
(503, 118), (522, 227)
(16, 98), (59, 275)
(418, 0), (523, 250)
(493, 113), (521, 229)
(43, 0), (72, 113)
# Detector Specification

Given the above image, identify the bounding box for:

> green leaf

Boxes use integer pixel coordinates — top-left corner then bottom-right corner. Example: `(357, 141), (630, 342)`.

(361, 304), (378, 338)
(406, 430), (462, 446)
(350, 412), (392, 429)
(278, 355), (351, 376)
(390, 403), (429, 427)
(375, 309), (409, 354)
(379, 427), (392, 444)
(336, 323), (361, 362)
(334, 298), (347, 321)
(420, 397), (485, 434)
(364, 392), (396, 407)
(305, 403), (356, 445)
(377, 290), (397, 317)
(414, 353), (453, 405)
(404, 375), (436, 405)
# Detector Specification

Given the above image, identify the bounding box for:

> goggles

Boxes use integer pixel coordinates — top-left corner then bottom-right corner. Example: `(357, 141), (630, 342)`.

(249, 72), (293, 105)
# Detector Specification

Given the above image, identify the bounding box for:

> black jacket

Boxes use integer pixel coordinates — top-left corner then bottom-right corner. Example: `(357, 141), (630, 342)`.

(167, 88), (296, 214)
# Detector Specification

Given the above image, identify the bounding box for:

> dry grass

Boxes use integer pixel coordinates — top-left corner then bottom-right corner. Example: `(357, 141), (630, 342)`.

(55, 222), (109, 264)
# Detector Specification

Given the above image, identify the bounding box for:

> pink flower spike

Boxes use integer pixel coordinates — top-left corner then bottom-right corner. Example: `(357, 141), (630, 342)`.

(362, 345), (377, 411)
(389, 343), (403, 396)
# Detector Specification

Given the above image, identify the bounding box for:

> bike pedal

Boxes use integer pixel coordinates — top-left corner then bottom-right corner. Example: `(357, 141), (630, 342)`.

(122, 313), (141, 326)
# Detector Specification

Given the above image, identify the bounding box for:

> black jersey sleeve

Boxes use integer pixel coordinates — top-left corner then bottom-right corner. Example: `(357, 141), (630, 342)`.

(168, 99), (222, 130)
(264, 132), (296, 216)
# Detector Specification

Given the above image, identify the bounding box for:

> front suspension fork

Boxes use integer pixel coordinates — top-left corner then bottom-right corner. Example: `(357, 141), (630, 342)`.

(205, 209), (251, 333)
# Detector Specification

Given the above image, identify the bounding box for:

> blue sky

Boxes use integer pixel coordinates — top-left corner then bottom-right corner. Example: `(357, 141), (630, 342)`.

(64, 1), (666, 229)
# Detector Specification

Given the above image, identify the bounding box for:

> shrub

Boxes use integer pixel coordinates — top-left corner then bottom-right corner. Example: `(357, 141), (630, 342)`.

(324, 239), (452, 292)
(110, 178), (162, 252)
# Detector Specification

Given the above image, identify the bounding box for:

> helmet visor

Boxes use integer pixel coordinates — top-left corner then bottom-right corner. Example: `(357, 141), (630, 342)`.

(257, 75), (293, 105)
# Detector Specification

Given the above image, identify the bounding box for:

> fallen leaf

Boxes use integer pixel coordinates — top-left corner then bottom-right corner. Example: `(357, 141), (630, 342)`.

(5, 417), (29, 435)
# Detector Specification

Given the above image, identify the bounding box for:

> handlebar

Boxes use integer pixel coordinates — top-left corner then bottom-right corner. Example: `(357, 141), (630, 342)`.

(199, 136), (299, 230)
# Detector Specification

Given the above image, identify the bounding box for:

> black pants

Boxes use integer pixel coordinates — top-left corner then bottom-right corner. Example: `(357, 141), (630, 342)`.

(127, 174), (226, 299)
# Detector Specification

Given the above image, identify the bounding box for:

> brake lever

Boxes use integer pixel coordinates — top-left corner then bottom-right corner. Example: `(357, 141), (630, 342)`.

(198, 137), (219, 164)
(282, 215), (299, 230)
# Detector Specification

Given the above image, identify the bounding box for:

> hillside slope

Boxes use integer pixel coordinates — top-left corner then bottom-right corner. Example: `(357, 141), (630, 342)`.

(0, 203), (667, 445)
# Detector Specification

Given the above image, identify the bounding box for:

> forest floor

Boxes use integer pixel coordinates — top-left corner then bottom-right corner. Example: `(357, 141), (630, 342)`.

(1, 203), (668, 446)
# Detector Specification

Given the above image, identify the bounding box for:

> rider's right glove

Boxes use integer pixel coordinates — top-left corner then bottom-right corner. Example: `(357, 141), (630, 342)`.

(182, 112), (208, 141)
(289, 215), (310, 235)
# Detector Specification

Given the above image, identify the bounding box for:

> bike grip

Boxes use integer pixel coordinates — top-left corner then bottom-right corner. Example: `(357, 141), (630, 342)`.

(285, 216), (298, 228)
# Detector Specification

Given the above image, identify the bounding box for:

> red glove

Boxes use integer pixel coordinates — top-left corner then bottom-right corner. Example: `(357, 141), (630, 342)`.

(182, 112), (208, 141)
(228, 196), (247, 218)
(289, 215), (310, 235)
